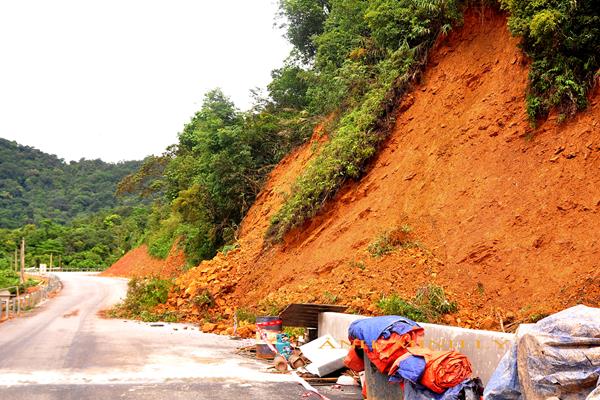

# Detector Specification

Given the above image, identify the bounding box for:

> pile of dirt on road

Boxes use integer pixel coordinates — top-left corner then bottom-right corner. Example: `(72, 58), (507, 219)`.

(153, 8), (599, 334)
(101, 243), (186, 279)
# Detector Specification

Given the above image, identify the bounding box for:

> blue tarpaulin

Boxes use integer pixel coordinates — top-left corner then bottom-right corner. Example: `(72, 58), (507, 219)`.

(348, 315), (421, 351)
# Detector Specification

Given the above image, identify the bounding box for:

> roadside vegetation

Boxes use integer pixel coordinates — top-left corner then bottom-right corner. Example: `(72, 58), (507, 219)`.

(108, 277), (178, 322)
(0, 268), (40, 294)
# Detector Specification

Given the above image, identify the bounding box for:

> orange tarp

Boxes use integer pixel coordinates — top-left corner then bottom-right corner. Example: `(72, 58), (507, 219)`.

(404, 347), (473, 394)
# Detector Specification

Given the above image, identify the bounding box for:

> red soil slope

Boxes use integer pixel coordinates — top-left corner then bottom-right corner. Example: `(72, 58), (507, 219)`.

(102, 243), (186, 279)
(161, 8), (599, 332)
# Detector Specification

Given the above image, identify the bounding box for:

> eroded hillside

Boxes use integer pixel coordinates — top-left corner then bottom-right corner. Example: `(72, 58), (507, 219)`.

(102, 243), (186, 279)
(141, 9), (598, 331)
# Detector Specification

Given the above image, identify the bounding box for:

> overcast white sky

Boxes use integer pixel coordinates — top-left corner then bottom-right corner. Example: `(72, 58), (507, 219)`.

(0, 0), (291, 162)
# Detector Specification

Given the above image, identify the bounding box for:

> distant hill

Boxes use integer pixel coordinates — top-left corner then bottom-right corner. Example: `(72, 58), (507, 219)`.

(0, 138), (142, 228)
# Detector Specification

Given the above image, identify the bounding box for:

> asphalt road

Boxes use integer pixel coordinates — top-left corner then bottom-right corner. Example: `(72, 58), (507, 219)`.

(0, 273), (361, 400)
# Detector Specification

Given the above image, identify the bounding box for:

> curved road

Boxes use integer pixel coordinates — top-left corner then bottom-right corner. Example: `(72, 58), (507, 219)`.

(0, 273), (360, 400)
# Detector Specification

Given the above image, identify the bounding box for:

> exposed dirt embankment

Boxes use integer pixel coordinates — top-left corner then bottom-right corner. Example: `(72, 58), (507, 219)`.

(158, 8), (599, 332)
(102, 243), (186, 279)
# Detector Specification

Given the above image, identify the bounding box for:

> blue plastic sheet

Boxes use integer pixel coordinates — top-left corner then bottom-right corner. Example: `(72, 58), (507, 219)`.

(348, 315), (421, 351)
(484, 305), (600, 400)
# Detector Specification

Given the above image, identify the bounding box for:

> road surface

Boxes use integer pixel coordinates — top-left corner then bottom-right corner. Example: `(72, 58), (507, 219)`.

(0, 273), (360, 399)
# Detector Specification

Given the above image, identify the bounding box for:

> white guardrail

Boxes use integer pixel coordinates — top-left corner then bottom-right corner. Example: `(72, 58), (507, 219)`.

(0, 273), (62, 321)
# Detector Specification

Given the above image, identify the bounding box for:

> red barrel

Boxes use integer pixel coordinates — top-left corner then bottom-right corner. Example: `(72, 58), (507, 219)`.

(255, 316), (282, 359)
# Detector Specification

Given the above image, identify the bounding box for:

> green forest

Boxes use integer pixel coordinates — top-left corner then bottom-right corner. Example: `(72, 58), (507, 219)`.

(1, 0), (597, 279)
(0, 138), (148, 275)
(0, 138), (142, 228)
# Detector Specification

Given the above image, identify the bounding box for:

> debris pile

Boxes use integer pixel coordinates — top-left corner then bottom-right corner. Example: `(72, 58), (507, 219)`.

(239, 306), (599, 399)
(252, 319), (361, 399)
(345, 315), (482, 399)
(155, 248), (257, 337)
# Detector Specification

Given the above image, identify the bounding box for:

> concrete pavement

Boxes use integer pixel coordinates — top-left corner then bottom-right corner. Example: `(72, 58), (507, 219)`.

(0, 273), (361, 399)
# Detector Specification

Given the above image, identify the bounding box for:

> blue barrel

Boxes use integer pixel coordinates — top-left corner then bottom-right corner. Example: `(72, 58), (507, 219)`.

(255, 316), (283, 359)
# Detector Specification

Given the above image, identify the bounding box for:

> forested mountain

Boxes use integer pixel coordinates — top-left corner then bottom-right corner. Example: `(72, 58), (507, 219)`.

(0, 138), (148, 272)
(0, 138), (141, 228)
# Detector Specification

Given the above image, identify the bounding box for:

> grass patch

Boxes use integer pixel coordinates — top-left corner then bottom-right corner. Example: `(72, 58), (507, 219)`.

(257, 297), (286, 317)
(220, 243), (239, 256)
(0, 269), (20, 290)
(283, 327), (306, 340)
(192, 289), (214, 308)
(323, 291), (339, 304)
(377, 284), (457, 323)
(529, 312), (549, 323)
(367, 225), (415, 258)
(0, 269), (40, 294)
(235, 308), (257, 324)
(349, 260), (366, 270)
(108, 277), (176, 322)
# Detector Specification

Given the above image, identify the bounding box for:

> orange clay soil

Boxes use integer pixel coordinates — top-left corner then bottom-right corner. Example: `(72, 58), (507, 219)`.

(153, 8), (599, 335)
(101, 243), (186, 279)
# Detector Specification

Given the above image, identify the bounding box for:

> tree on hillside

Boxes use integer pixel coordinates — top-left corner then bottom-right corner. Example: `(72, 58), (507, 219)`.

(278, 0), (331, 61)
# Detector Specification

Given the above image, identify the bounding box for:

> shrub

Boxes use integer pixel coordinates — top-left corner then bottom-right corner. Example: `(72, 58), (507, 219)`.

(414, 284), (458, 316)
(0, 268), (20, 289)
(0, 270), (38, 294)
(145, 204), (179, 259)
(378, 295), (427, 321)
(235, 308), (257, 324)
(501, 0), (599, 120)
(377, 284), (457, 323)
(323, 291), (339, 303)
(192, 289), (214, 308)
(367, 225), (414, 258)
(109, 277), (175, 321)
(349, 259), (366, 270)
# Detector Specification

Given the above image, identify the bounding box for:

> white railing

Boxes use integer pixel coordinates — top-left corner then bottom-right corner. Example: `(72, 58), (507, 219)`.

(0, 274), (61, 321)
